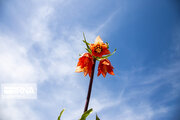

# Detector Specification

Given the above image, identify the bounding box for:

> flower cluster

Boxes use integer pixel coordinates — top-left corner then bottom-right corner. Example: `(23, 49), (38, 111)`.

(75, 33), (116, 78)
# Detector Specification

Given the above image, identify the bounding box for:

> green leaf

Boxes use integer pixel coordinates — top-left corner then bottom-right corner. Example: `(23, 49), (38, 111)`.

(57, 109), (65, 120)
(83, 32), (87, 41)
(83, 32), (91, 51)
(85, 48), (92, 54)
(101, 48), (117, 58)
(95, 57), (101, 61)
(105, 42), (109, 49)
(96, 114), (100, 120)
(83, 39), (90, 49)
(79, 108), (93, 120)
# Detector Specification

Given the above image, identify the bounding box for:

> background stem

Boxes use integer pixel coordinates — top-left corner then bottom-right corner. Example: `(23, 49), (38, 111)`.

(84, 58), (96, 112)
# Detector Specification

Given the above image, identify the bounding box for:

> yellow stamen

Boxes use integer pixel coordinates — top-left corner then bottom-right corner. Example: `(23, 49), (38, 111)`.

(95, 45), (102, 53)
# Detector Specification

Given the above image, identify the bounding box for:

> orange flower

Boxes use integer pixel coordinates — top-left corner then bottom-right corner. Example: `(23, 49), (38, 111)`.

(75, 53), (94, 77)
(98, 59), (114, 77)
(90, 36), (110, 57)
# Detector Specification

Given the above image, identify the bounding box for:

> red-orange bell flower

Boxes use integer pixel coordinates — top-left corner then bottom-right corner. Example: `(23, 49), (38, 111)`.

(90, 36), (110, 57)
(98, 59), (114, 77)
(75, 53), (94, 77)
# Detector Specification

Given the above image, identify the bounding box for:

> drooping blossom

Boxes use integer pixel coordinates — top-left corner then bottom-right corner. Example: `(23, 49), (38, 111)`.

(90, 36), (110, 57)
(98, 59), (114, 77)
(75, 53), (94, 77)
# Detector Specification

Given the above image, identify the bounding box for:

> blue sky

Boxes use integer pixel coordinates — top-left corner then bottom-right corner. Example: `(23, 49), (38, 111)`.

(0, 0), (180, 120)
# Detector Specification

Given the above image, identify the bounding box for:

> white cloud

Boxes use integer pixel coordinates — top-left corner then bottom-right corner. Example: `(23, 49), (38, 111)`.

(0, 101), (40, 120)
(0, 0), (121, 120)
(101, 61), (180, 120)
(106, 103), (168, 120)
(0, 35), (46, 83)
(1, 0), (179, 120)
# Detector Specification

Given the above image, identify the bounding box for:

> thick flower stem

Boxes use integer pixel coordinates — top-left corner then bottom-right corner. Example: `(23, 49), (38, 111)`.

(84, 58), (96, 113)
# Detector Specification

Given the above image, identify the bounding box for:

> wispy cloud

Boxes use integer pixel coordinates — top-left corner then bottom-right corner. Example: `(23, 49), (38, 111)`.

(0, 0), (122, 120)
(1, 0), (180, 120)
(102, 61), (180, 120)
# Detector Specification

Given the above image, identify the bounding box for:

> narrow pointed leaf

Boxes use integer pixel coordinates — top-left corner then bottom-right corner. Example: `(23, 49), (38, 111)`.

(83, 32), (87, 41)
(79, 108), (93, 120)
(83, 33), (91, 50)
(85, 48), (92, 54)
(57, 109), (65, 120)
(105, 42), (109, 49)
(101, 48), (117, 58)
(96, 114), (100, 120)
(95, 57), (101, 61)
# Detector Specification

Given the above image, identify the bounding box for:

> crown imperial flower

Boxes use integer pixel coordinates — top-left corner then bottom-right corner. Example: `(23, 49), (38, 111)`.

(76, 33), (116, 78)
(75, 53), (94, 77)
(75, 33), (116, 114)
(90, 36), (110, 57)
(98, 59), (114, 77)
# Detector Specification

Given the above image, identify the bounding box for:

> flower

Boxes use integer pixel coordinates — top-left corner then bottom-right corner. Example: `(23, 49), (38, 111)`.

(98, 59), (114, 77)
(75, 53), (94, 77)
(90, 36), (110, 57)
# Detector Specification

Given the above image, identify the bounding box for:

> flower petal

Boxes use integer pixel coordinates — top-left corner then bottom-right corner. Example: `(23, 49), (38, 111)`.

(108, 70), (115, 75)
(94, 36), (103, 45)
(75, 53), (94, 77)
(97, 59), (114, 77)
(90, 36), (111, 57)
(75, 66), (83, 72)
